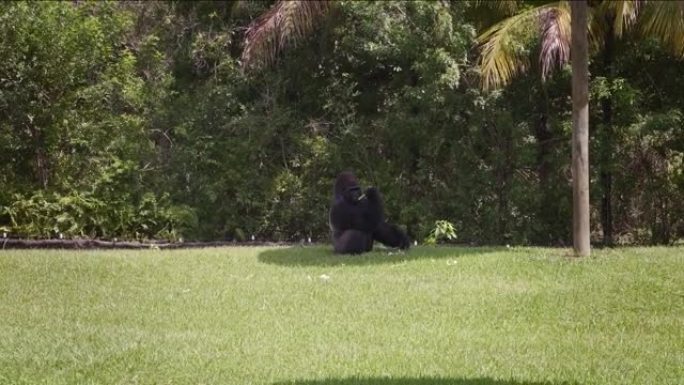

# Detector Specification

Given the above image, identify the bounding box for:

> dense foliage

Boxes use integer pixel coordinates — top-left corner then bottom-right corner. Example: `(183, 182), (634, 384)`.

(0, 1), (682, 245)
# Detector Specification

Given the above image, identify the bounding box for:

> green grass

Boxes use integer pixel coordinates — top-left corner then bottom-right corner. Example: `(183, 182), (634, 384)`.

(0, 246), (682, 385)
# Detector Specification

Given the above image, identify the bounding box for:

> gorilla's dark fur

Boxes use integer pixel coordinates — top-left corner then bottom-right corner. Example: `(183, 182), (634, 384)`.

(329, 171), (411, 254)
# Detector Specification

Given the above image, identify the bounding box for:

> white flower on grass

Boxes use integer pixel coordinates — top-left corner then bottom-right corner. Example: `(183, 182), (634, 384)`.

(319, 274), (331, 282)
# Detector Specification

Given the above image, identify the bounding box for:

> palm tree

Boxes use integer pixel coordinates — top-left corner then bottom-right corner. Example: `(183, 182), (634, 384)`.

(240, 0), (333, 70)
(476, 1), (684, 90)
(571, 0), (590, 257)
(476, 0), (684, 250)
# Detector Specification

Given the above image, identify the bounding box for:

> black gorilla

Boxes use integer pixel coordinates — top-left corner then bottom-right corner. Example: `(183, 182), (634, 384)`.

(329, 171), (411, 254)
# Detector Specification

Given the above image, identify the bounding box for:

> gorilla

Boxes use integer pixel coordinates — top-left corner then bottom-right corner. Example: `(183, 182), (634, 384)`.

(329, 171), (411, 254)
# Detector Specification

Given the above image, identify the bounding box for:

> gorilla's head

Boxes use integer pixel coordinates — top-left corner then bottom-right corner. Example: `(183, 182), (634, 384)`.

(334, 171), (364, 204)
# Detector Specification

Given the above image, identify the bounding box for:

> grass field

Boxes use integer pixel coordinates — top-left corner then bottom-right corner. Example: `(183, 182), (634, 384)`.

(0, 246), (682, 385)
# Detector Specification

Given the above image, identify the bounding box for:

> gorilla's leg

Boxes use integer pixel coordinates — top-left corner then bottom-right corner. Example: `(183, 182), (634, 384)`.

(334, 229), (373, 254)
(373, 222), (411, 249)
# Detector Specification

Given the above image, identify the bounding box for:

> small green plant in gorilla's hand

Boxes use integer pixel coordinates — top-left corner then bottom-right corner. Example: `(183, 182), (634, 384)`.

(425, 220), (457, 245)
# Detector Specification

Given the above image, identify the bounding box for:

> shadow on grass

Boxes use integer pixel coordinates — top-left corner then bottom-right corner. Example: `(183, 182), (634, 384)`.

(258, 245), (512, 267)
(273, 376), (579, 385)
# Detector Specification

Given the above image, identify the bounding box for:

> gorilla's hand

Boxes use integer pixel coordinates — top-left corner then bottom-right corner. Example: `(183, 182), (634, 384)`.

(363, 187), (385, 224)
(364, 187), (380, 202)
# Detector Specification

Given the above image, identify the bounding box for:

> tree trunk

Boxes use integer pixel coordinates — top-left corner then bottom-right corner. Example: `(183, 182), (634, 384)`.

(600, 14), (615, 246)
(571, 0), (591, 257)
(496, 122), (513, 245)
(534, 93), (554, 244)
(28, 123), (49, 189)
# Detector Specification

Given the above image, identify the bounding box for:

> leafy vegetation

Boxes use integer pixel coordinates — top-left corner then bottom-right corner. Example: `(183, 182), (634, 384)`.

(1, 246), (682, 384)
(0, 1), (682, 245)
(425, 220), (457, 245)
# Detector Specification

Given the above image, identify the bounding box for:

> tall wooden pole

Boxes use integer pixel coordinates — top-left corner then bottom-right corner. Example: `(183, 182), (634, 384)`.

(571, 0), (591, 257)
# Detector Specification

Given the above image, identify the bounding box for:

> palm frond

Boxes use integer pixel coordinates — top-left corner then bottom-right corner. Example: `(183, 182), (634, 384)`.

(639, 0), (684, 57)
(588, 8), (606, 53)
(539, 3), (571, 82)
(476, 2), (567, 90)
(588, 1), (643, 55)
(473, 0), (521, 16)
(599, 0), (643, 37)
(241, 0), (333, 70)
(468, 0), (524, 32)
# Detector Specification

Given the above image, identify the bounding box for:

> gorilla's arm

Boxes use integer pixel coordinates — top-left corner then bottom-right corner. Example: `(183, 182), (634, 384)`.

(373, 222), (411, 249)
(362, 187), (385, 224)
(330, 201), (378, 233)
(329, 203), (352, 233)
(329, 202), (376, 254)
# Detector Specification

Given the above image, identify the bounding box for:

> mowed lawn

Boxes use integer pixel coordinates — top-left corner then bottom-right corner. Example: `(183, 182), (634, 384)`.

(0, 246), (682, 385)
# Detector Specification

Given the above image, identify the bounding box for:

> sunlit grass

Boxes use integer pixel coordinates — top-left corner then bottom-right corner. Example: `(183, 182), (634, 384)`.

(0, 246), (682, 385)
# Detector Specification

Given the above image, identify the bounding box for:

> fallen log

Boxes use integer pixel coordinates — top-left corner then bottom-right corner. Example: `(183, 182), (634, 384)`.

(0, 238), (302, 250)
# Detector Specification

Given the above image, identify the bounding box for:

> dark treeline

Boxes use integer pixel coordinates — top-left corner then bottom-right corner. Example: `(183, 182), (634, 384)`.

(0, 1), (682, 245)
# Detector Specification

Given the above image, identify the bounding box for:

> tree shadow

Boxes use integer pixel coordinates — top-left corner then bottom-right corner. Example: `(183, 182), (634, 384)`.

(273, 376), (579, 385)
(258, 245), (513, 267)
